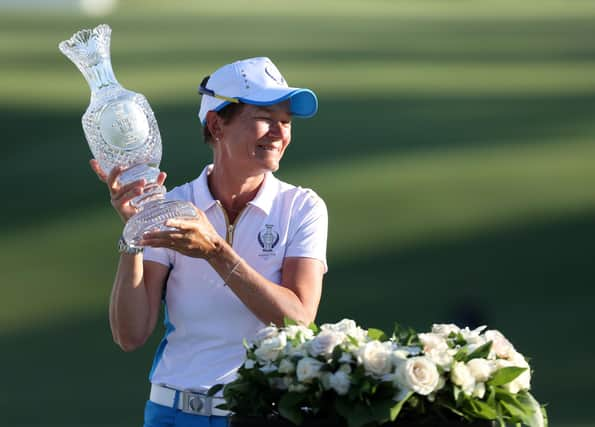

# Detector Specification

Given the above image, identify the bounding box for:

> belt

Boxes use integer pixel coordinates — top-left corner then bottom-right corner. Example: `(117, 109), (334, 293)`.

(150, 383), (230, 417)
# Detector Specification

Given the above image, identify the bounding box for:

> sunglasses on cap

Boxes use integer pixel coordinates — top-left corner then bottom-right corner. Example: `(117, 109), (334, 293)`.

(198, 76), (240, 104)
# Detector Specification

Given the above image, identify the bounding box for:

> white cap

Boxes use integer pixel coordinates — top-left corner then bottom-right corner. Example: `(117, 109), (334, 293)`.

(198, 57), (318, 125)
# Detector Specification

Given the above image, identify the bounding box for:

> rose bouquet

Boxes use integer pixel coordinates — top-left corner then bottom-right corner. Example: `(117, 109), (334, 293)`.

(210, 319), (547, 427)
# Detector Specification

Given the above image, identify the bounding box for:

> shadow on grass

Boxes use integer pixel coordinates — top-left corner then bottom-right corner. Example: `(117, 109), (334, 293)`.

(4, 92), (595, 230)
(1, 211), (593, 426)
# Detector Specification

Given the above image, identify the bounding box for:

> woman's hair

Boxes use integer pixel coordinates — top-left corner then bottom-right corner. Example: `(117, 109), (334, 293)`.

(202, 102), (245, 145)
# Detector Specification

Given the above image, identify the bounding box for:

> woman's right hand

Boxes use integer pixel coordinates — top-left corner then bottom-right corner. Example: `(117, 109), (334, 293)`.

(89, 159), (167, 223)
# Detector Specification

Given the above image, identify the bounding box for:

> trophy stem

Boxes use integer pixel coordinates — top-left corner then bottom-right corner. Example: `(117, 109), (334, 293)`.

(84, 60), (120, 93)
(118, 163), (165, 209)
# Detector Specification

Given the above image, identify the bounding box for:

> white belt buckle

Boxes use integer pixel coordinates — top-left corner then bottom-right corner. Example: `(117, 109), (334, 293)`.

(181, 390), (212, 416)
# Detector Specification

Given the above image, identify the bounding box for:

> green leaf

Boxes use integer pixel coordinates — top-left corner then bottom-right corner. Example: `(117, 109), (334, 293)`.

(278, 392), (304, 426)
(468, 399), (498, 420)
(517, 391), (547, 427)
(283, 317), (298, 327)
(487, 385), (496, 408)
(390, 391), (413, 420)
(465, 341), (493, 362)
(391, 323), (420, 346)
(207, 383), (224, 397)
(452, 332), (467, 346)
(438, 401), (467, 418)
(242, 338), (250, 350)
(500, 400), (527, 420)
(367, 328), (387, 341)
(453, 385), (463, 405)
(331, 345), (343, 362)
(488, 366), (527, 386)
(454, 348), (468, 362)
(347, 335), (360, 347)
(308, 322), (319, 334)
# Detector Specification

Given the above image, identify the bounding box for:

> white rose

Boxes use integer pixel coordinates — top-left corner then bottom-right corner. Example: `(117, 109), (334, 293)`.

(254, 333), (287, 362)
(432, 324), (460, 337)
(254, 325), (278, 343)
(507, 368), (531, 394)
(485, 330), (516, 360)
(417, 334), (451, 371)
(419, 333), (449, 353)
(467, 358), (494, 383)
(496, 354), (531, 393)
(329, 370), (351, 395)
(296, 357), (324, 383)
(284, 325), (315, 342)
(278, 358), (296, 374)
(322, 319), (367, 343)
(358, 341), (392, 377)
(425, 348), (454, 371)
(395, 356), (440, 396)
(460, 326), (487, 349)
(309, 330), (346, 358)
(286, 343), (308, 358)
(473, 382), (486, 399)
(509, 350), (529, 368)
(322, 319), (357, 333)
(244, 359), (255, 369)
(451, 361), (475, 395)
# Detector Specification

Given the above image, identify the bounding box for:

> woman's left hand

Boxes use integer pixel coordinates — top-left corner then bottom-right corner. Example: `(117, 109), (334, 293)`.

(140, 207), (223, 260)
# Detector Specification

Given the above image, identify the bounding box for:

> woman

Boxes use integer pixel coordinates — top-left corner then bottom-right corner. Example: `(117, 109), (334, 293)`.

(90, 57), (328, 427)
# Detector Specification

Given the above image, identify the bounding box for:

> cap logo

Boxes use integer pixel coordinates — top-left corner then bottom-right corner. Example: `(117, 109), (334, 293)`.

(265, 65), (286, 86)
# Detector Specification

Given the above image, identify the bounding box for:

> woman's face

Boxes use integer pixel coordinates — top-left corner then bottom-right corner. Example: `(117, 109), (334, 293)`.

(216, 100), (292, 175)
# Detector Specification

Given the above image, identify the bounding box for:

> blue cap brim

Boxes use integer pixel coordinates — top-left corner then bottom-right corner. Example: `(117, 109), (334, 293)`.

(202, 88), (318, 125)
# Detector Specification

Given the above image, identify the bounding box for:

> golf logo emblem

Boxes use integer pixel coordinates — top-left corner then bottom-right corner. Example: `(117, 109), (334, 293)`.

(258, 224), (280, 253)
(265, 64), (286, 86)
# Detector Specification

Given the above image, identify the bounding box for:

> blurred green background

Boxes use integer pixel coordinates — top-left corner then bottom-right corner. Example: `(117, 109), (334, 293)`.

(1, 0), (594, 425)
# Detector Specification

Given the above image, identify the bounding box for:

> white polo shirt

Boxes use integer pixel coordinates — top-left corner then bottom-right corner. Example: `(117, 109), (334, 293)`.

(143, 164), (328, 390)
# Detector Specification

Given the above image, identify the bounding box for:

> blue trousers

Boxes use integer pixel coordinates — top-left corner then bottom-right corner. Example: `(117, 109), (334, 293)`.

(143, 401), (229, 427)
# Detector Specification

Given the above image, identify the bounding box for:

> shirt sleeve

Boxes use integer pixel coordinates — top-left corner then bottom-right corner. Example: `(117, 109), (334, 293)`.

(143, 246), (174, 268)
(285, 191), (329, 273)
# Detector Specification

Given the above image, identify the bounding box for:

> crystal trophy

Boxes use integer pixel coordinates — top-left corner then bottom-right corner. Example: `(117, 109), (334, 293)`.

(59, 24), (196, 247)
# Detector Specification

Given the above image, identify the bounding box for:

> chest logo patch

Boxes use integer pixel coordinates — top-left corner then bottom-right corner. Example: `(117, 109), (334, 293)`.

(258, 224), (280, 252)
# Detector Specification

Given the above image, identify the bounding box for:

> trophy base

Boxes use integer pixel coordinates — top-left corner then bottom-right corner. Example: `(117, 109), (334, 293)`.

(123, 199), (197, 247)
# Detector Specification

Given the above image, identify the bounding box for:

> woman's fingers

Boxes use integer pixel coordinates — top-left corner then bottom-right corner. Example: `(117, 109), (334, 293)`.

(157, 171), (167, 186)
(112, 179), (146, 202)
(107, 166), (124, 194)
(112, 186), (143, 208)
(140, 231), (187, 247)
(89, 159), (108, 183)
(164, 218), (196, 230)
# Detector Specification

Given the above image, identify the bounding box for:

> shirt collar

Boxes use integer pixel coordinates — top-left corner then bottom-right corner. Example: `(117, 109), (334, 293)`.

(192, 164), (218, 212)
(248, 171), (277, 215)
(192, 164), (277, 215)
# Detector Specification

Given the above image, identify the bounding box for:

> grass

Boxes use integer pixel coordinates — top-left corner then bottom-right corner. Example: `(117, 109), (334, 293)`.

(1, 1), (594, 425)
